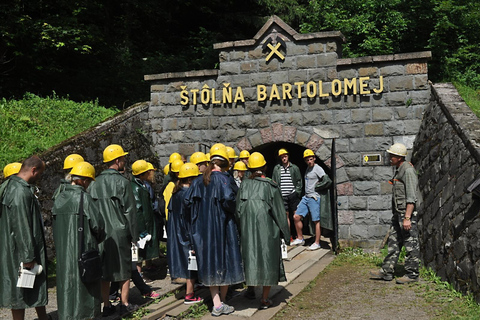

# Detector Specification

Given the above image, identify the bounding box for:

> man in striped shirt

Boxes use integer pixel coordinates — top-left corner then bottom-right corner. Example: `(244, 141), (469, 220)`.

(272, 149), (303, 240)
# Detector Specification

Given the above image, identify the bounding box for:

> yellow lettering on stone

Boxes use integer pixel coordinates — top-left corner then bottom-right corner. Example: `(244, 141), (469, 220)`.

(234, 87), (245, 103)
(191, 89), (199, 105)
(373, 76), (384, 94)
(201, 84), (210, 104)
(257, 85), (267, 102)
(306, 81), (317, 98)
(269, 84), (280, 100)
(294, 82), (304, 98)
(344, 78), (357, 95)
(359, 77), (370, 94)
(318, 81), (329, 97)
(332, 79), (342, 96)
(211, 89), (221, 104)
(282, 83), (292, 100)
(222, 83), (232, 104)
(180, 86), (189, 105)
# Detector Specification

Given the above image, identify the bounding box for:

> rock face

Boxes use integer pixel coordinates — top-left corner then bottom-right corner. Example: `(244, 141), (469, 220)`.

(413, 83), (480, 301)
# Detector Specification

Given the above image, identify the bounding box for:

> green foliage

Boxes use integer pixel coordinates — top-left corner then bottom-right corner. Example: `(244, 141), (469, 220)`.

(454, 82), (480, 117)
(0, 93), (117, 168)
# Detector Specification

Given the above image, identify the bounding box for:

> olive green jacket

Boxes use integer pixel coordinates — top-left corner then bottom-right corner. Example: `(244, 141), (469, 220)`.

(272, 163), (303, 197)
(52, 184), (105, 320)
(0, 176), (48, 309)
(236, 177), (290, 286)
(89, 169), (137, 282)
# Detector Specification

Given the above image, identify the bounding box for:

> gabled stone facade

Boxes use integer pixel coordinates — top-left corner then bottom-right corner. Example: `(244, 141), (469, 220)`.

(145, 16), (431, 247)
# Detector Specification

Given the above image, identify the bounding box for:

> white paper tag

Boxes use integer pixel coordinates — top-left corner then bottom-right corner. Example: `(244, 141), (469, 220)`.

(281, 239), (288, 259)
(187, 250), (198, 271)
(131, 243), (139, 262)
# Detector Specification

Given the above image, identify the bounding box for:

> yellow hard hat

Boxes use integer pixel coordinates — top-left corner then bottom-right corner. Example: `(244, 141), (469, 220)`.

(387, 143), (407, 157)
(169, 152), (182, 163)
(248, 152), (267, 169)
(210, 143), (229, 161)
(190, 152), (208, 165)
(278, 148), (288, 157)
(132, 160), (150, 176)
(70, 161), (96, 180)
(163, 164), (170, 175)
(239, 150), (250, 159)
(3, 162), (22, 178)
(103, 144), (128, 163)
(146, 162), (156, 171)
(170, 159), (184, 173)
(226, 147), (238, 159)
(206, 153), (211, 161)
(233, 161), (247, 171)
(178, 162), (200, 179)
(303, 149), (315, 158)
(63, 154), (85, 170)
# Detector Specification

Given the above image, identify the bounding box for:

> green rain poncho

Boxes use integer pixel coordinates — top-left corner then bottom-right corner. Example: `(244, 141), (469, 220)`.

(131, 178), (159, 260)
(52, 184), (105, 320)
(89, 169), (137, 282)
(0, 176), (48, 309)
(236, 177), (291, 286)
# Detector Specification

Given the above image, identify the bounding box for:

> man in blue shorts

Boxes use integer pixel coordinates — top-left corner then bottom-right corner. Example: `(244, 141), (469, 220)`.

(291, 149), (325, 251)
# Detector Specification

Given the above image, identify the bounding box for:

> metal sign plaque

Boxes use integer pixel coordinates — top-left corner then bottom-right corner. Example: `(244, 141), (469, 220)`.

(362, 153), (382, 165)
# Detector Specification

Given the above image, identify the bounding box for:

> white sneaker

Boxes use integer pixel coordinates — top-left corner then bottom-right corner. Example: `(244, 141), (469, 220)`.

(290, 238), (305, 246)
(308, 243), (321, 251)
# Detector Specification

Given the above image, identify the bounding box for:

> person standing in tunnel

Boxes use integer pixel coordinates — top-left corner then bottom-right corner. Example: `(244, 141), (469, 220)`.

(370, 143), (420, 284)
(291, 149), (325, 251)
(272, 148), (302, 240)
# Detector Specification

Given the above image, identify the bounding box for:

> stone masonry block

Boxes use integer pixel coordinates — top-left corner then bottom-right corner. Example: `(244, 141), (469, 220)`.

(355, 211), (379, 225)
(324, 154), (345, 169)
(407, 63), (427, 74)
(237, 137), (252, 151)
(247, 46), (264, 59)
(284, 126), (297, 142)
(359, 67), (378, 77)
(368, 195), (392, 210)
(250, 73), (271, 86)
(219, 62), (240, 75)
(351, 109), (371, 123)
(414, 75), (429, 89)
(326, 42), (337, 52)
(385, 92), (407, 106)
(337, 182), (354, 196)
(286, 42), (307, 56)
(191, 117), (209, 130)
(279, 57), (296, 70)
(296, 130), (310, 146)
(350, 225), (369, 239)
(334, 110), (351, 124)
(338, 69), (357, 79)
(248, 131), (262, 148)
(306, 134), (324, 152)
(227, 129), (246, 141)
(240, 61), (258, 74)
(372, 108), (394, 121)
(288, 70), (308, 83)
(259, 59), (279, 72)
(354, 181), (380, 195)
(317, 53), (337, 66)
(346, 167), (374, 181)
(252, 115), (270, 128)
(270, 71), (289, 84)
(338, 210), (354, 225)
(365, 123), (384, 136)
(342, 124), (363, 138)
(230, 51), (246, 61)
(297, 55), (317, 69)
(308, 43), (325, 54)
(388, 76), (414, 91)
(219, 51), (228, 62)
(379, 65), (405, 76)
(349, 196), (368, 210)
(308, 69), (328, 82)
(260, 127), (273, 143)
(373, 167), (394, 181)
(272, 122), (284, 141)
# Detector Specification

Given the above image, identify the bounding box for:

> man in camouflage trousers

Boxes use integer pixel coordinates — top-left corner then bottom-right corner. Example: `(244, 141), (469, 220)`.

(370, 143), (421, 284)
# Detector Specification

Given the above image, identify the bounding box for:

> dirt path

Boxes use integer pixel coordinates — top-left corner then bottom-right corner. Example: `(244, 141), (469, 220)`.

(275, 262), (441, 320)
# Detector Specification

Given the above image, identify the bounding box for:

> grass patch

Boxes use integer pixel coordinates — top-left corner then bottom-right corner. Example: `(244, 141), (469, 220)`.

(0, 92), (117, 168)
(454, 82), (480, 118)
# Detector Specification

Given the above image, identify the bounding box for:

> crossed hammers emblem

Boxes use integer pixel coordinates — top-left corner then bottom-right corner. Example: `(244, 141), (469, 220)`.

(263, 36), (286, 62)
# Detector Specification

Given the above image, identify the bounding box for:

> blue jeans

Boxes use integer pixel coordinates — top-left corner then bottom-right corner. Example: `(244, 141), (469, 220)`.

(295, 196), (321, 222)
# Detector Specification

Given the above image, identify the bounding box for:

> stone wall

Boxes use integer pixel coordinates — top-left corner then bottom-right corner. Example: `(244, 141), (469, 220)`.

(29, 102), (158, 257)
(145, 16), (431, 248)
(412, 83), (480, 300)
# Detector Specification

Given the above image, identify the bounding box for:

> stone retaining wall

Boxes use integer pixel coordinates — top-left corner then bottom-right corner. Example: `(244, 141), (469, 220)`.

(412, 83), (480, 300)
